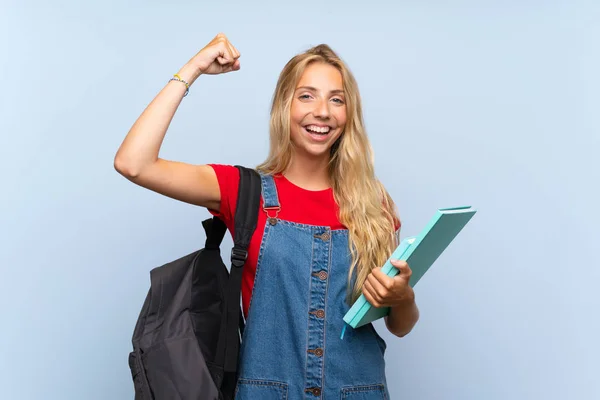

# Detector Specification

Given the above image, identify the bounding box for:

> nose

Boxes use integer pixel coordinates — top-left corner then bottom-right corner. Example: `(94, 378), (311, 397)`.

(313, 98), (330, 119)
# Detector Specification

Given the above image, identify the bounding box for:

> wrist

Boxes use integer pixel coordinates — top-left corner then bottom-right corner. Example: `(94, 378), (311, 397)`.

(176, 64), (202, 86)
(395, 286), (415, 307)
(387, 294), (419, 337)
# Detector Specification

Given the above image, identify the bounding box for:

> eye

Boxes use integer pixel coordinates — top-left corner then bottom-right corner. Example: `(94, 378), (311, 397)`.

(299, 94), (313, 100)
(332, 97), (345, 104)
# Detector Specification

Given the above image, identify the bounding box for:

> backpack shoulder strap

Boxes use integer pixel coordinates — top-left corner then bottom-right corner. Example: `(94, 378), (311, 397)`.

(220, 165), (261, 373)
(231, 165), (262, 263)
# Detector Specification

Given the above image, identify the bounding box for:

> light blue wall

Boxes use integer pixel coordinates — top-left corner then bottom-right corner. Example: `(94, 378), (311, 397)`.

(1, 1), (598, 399)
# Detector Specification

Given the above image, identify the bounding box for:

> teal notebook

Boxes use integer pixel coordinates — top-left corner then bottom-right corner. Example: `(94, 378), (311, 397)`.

(342, 206), (477, 334)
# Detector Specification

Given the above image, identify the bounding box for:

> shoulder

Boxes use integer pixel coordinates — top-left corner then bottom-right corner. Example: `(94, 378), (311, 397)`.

(207, 164), (242, 224)
(208, 164), (244, 193)
(209, 163), (240, 180)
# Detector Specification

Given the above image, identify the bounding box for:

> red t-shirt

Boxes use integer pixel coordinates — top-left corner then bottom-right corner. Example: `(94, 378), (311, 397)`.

(208, 164), (399, 317)
(208, 164), (346, 317)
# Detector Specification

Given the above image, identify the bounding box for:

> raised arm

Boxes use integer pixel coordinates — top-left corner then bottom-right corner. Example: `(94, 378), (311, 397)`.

(114, 33), (241, 211)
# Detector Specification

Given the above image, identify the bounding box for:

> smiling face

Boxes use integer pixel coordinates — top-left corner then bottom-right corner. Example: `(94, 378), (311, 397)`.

(289, 62), (347, 160)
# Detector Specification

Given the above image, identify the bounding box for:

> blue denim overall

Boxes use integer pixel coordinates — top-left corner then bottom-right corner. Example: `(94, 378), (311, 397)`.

(234, 174), (390, 400)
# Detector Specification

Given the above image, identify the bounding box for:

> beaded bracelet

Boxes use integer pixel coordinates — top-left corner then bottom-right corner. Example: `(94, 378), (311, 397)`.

(169, 74), (190, 97)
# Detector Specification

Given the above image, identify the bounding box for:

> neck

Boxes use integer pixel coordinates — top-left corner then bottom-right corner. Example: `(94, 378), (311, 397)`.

(284, 152), (331, 191)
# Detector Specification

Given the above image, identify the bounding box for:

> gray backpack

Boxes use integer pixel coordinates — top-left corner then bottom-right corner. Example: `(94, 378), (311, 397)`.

(127, 166), (261, 399)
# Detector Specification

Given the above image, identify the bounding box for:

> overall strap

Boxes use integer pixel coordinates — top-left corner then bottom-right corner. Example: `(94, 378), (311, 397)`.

(260, 173), (281, 226)
(260, 174), (280, 209)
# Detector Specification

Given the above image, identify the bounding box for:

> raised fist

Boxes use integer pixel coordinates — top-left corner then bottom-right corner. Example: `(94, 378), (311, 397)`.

(189, 33), (241, 75)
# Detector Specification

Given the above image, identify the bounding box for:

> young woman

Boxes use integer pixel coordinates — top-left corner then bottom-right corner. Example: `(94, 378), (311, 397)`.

(115, 33), (419, 399)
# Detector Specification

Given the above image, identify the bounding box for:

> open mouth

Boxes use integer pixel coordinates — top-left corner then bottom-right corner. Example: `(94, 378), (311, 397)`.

(303, 124), (332, 140)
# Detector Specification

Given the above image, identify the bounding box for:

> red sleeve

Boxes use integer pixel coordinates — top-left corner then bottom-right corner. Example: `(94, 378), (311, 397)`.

(207, 164), (240, 228)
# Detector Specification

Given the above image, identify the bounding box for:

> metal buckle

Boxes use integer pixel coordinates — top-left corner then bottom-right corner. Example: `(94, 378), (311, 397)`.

(263, 205), (280, 216)
(263, 206), (280, 226)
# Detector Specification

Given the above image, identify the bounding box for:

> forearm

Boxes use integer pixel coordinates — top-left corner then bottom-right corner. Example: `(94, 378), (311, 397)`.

(114, 63), (201, 177)
(385, 291), (419, 337)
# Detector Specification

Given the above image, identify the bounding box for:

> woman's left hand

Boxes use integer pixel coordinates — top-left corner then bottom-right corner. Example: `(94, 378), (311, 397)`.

(363, 259), (414, 308)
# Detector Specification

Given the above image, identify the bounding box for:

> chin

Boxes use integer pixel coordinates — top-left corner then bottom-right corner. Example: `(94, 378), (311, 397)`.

(292, 139), (337, 160)
(290, 142), (327, 159)
(305, 146), (332, 159)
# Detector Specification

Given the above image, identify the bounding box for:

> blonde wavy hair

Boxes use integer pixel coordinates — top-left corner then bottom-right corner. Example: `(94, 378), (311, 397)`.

(256, 44), (399, 304)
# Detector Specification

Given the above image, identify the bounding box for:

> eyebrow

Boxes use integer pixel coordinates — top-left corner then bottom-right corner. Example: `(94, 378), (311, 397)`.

(296, 86), (344, 95)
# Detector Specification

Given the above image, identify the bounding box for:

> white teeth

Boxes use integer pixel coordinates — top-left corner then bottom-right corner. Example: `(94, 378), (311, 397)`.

(306, 125), (330, 134)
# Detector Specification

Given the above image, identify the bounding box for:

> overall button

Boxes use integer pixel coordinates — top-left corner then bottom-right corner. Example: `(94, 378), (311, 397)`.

(305, 387), (321, 396)
(313, 232), (330, 241)
(312, 271), (328, 280)
(308, 347), (324, 357)
(309, 309), (325, 318)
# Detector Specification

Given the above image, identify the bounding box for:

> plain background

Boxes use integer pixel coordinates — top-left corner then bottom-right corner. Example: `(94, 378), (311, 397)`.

(1, 0), (598, 399)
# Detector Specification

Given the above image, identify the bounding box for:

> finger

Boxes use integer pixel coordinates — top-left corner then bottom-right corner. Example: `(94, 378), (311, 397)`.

(225, 42), (240, 70)
(227, 41), (240, 59)
(216, 53), (234, 66)
(363, 279), (379, 303)
(216, 42), (234, 65)
(366, 273), (389, 302)
(363, 281), (382, 308)
(391, 259), (412, 279)
(222, 60), (240, 73)
(371, 267), (395, 291)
